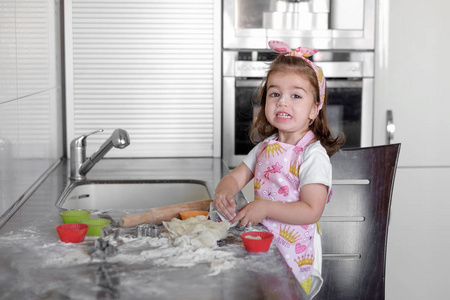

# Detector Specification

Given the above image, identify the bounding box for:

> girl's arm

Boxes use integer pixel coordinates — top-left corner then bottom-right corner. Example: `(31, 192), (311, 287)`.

(231, 183), (328, 226)
(214, 162), (254, 220)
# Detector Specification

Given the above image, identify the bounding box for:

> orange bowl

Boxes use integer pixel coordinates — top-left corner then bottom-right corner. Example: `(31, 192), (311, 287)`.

(241, 231), (274, 253)
(56, 223), (89, 243)
(180, 210), (209, 220)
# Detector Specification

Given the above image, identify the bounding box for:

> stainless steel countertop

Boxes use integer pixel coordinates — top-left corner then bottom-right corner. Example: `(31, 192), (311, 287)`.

(0, 158), (303, 299)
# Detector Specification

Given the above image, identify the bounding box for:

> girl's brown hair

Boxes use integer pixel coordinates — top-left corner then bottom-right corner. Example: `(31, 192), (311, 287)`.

(249, 54), (345, 156)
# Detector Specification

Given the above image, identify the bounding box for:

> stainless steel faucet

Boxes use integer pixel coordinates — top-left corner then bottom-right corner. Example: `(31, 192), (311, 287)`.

(70, 129), (130, 181)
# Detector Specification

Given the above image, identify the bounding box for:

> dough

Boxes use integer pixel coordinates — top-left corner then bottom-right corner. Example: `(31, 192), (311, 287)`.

(245, 236), (262, 240)
(163, 215), (230, 249)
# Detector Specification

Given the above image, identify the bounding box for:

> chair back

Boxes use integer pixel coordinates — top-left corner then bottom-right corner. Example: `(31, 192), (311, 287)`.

(316, 144), (401, 300)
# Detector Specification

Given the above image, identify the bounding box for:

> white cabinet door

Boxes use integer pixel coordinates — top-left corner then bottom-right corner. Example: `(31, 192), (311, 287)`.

(385, 168), (450, 300)
(373, 0), (450, 167)
(374, 2), (450, 299)
(64, 0), (222, 158)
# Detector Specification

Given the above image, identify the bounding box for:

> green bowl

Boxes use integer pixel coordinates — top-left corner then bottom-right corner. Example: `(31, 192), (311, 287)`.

(78, 218), (111, 236)
(60, 210), (91, 224)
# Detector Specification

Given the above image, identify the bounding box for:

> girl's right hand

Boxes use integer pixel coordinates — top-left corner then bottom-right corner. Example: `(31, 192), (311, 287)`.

(213, 162), (254, 221)
(213, 192), (237, 221)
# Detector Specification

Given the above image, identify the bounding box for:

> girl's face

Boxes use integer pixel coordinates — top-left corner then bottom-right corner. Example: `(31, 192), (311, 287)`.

(265, 70), (319, 144)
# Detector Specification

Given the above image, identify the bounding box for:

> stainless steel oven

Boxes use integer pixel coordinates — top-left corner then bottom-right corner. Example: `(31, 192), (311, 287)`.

(223, 50), (374, 167)
(223, 0), (376, 50)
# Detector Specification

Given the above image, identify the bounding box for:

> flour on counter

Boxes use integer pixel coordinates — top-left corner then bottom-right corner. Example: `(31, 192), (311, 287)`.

(109, 235), (236, 276)
(119, 218), (237, 275)
(0, 221), (236, 278)
(39, 243), (91, 268)
(0, 226), (91, 269)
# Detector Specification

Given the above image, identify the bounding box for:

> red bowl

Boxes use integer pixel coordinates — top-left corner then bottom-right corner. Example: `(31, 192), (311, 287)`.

(56, 223), (89, 243)
(241, 231), (274, 253)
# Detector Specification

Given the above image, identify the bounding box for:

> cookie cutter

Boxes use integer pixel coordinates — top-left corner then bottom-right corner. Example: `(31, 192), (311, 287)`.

(136, 224), (160, 238)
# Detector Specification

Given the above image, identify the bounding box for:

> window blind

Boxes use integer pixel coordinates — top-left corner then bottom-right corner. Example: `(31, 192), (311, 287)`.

(65, 0), (221, 157)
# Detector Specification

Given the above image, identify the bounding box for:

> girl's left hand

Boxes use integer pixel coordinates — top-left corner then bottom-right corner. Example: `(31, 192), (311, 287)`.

(231, 200), (269, 227)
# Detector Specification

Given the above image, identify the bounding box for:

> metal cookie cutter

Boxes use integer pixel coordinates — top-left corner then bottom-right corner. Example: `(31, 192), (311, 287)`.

(136, 224), (160, 238)
(89, 237), (118, 260)
(101, 226), (120, 240)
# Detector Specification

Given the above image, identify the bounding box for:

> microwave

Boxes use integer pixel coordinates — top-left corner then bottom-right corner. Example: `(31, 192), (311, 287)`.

(223, 0), (376, 50)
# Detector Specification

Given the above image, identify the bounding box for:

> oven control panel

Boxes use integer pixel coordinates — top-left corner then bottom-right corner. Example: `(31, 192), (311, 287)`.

(224, 50), (373, 78)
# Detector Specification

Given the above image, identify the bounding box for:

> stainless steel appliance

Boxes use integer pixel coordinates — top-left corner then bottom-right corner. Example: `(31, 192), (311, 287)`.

(223, 0), (375, 50)
(223, 50), (374, 167)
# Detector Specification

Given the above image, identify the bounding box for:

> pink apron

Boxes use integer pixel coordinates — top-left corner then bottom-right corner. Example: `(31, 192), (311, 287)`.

(254, 131), (320, 295)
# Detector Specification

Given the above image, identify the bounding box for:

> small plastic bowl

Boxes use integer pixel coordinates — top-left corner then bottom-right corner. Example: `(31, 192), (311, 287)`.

(180, 210), (209, 220)
(56, 223), (89, 243)
(60, 209), (91, 224)
(241, 231), (274, 253)
(78, 218), (111, 236)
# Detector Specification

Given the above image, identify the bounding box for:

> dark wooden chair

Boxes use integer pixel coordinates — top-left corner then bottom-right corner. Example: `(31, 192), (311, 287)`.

(316, 144), (401, 300)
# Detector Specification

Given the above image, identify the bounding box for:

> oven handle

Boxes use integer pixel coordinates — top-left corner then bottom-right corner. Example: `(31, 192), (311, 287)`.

(235, 79), (263, 88)
(235, 79), (364, 88)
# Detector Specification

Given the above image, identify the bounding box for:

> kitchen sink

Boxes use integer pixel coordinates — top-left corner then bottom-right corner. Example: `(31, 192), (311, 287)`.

(56, 180), (211, 210)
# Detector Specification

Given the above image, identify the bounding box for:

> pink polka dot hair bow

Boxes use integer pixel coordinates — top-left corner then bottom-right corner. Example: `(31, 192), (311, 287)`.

(268, 40), (326, 110)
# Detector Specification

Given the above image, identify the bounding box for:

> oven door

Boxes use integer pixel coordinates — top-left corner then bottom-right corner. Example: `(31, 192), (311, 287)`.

(223, 77), (373, 168)
(327, 79), (373, 148)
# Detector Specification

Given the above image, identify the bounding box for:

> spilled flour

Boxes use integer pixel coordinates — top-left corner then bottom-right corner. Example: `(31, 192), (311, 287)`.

(110, 233), (236, 276)
(0, 227), (92, 269)
(107, 216), (233, 275)
(0, 223), (236, 276)
(102, 215), (237, 275)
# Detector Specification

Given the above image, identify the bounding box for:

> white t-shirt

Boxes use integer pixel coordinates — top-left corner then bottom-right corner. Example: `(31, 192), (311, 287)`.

(243, 136), (332, 198)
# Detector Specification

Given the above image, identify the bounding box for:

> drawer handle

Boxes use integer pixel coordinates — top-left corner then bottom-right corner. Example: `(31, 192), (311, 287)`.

(386, 110), (395, 144)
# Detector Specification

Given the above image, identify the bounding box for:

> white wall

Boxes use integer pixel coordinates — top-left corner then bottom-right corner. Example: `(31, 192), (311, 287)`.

(0, 0), (63, 216)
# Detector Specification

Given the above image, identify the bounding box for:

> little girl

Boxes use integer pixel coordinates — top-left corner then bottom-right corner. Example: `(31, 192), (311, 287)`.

(214, 40), (345, 298)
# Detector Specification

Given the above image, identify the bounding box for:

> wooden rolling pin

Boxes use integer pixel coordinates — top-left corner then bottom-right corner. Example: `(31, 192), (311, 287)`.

(119, 199), (213, 228)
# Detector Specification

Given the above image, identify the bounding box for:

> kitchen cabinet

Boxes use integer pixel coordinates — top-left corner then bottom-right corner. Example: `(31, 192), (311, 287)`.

(64, 0), (222, 158)
(384, 167), (450, 299)
(373, 0), (450, 299)
(373, 0), (450, 167)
